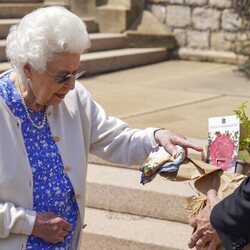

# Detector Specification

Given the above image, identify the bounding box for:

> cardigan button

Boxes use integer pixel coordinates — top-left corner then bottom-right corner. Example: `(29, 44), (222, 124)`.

(53, 136), (60, 142)
(47, 111), (52, 116)
(75, 194), (81, 200)
(65, 166), (71, 172)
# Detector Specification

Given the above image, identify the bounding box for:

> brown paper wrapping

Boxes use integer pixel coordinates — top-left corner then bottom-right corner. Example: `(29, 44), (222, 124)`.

(163, 158), (247, 217)
(159, 158), (248, 250)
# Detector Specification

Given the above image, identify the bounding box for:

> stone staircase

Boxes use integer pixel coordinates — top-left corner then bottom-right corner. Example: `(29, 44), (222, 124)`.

(0, 0), (171, 76)
(81, 164), (195, 250)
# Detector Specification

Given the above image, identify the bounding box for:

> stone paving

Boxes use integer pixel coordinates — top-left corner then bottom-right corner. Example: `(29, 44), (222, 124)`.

(80, 60), (250, 142)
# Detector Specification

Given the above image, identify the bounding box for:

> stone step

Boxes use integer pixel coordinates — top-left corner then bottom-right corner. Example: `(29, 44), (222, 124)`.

(0, 33), (127, 62)
(174, 47), (247, 65)
(86, 164), (196, 224)
(0, 0), (43, 2)
(0, 40), (5, 62)
(88, 33), (127, 52)
(0, 47), (169, 74)
(0, 3), (44, 18)
(0, 17), (98, 39)
(81, 47), (169, 75)
(0, 62), (9, 73)
(81, 207), (193, 250)
(82, 17), (99, 34)
(96, 4), (132, 33)
(0, 19), (19, 39)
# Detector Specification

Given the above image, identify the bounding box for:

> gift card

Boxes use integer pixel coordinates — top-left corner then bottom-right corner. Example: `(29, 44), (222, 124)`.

(207, 115), (240, 172)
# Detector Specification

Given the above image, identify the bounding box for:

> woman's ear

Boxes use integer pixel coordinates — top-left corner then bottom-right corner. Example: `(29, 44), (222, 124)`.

(23, 63), (32, 79)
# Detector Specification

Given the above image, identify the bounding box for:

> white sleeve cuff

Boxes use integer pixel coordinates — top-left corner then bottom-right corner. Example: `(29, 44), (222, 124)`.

(21, 209), (36, 235)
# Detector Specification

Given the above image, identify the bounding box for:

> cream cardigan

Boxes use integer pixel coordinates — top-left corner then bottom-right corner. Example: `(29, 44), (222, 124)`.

(0, 72), (157, 249)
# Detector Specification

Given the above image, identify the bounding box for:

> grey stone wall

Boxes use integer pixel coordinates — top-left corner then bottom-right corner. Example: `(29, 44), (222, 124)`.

(147, 0), (250, 52)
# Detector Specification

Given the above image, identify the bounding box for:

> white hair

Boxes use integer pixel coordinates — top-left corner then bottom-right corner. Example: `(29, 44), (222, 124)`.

(6, 6), (91, 76)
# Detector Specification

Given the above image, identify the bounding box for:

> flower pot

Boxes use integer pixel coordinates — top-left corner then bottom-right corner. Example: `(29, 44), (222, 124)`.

(235, 160), (250, 175)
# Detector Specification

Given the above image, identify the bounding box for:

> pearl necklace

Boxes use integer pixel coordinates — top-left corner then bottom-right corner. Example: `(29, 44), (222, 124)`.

(17, 79), (47, 130)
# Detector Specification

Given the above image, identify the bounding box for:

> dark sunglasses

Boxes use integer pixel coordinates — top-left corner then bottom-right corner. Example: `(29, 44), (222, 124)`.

(46, 68), (86, 84)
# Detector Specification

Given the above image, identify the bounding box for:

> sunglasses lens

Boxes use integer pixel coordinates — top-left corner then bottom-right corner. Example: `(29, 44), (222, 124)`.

(57, 74), (71, 84)
(75, 70), (86, 80)
(53, 69), (85, 83)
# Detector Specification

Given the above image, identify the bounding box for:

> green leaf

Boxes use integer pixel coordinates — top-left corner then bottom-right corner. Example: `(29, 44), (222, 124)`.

(234, 101), (250, 151)
(238, 149), (250, 162)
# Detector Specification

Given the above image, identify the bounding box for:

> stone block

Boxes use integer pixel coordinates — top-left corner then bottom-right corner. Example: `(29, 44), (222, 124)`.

(238, 33), (248, 41)
(0, 4), (42, 18)
(224, 32), (237, 41)
(0, 19), (19, 39)
(192, 7), (220, 30)
(185, 0), (208, 5)
(44, 0), (68, 2)
(166, 5), (191, 28)
(96, 0), (108, 6)
(83, 208), (193, 250)
(237, 31), (250, 41)
(126, 31), (177, 48)
(169, 0), (184, 3)
(235, 32), (250, 55)
(210, 32), (236, 51)
(88, 33), (127, 52)
(86, 164), (196, 224)
(147, 4), (166, 23)
(129, 10), (170, 34)
(175, 47), (247, 64)
(173, 28), (187, 46)
(70, 0), (96, 17)
(96, 5), (134, 33)
(109, 0), (145, 10)
(0, 41), (6, 62)
(222, 9), (242, 31)
(81, 47), (169, 75)
(147, 0), (171, 2)
(187, 30), (209, 48)
(96, 1), (145, 33)
(209, 0), (232, 8)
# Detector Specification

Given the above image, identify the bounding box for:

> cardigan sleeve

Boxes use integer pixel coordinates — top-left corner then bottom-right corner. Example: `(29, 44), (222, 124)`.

(0, 202), (36, 238)
(75, 82), (159, 165)
(88, 97), (158, 165)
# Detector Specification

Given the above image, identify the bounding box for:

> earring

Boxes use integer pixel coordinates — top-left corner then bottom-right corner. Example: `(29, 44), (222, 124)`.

(26, 78), (32, 87)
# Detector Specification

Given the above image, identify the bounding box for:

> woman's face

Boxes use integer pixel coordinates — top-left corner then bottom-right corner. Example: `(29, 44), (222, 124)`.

(24, 52), (81, 107)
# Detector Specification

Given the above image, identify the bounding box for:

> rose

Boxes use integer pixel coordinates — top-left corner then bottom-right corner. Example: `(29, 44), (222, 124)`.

(209, 133), (235, 170)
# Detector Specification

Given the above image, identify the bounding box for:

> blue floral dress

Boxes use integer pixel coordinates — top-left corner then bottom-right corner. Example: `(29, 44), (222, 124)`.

(0, 73), (78, 250)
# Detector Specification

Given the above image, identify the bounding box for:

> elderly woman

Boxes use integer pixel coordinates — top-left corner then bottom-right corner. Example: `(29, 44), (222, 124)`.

(0, 6), (202, 250)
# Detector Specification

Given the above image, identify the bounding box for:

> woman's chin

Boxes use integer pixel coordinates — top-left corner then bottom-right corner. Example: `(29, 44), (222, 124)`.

(47, 98), (63, 106)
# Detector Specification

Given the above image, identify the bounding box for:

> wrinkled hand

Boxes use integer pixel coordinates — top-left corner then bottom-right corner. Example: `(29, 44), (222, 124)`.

(188, 190), (221, 250)
(32, 212), (72, 244)
(154, 129), (203, 158)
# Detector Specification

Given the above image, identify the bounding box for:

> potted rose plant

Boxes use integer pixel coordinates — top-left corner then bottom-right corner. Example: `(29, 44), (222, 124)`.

(233, 101), (250, 174)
